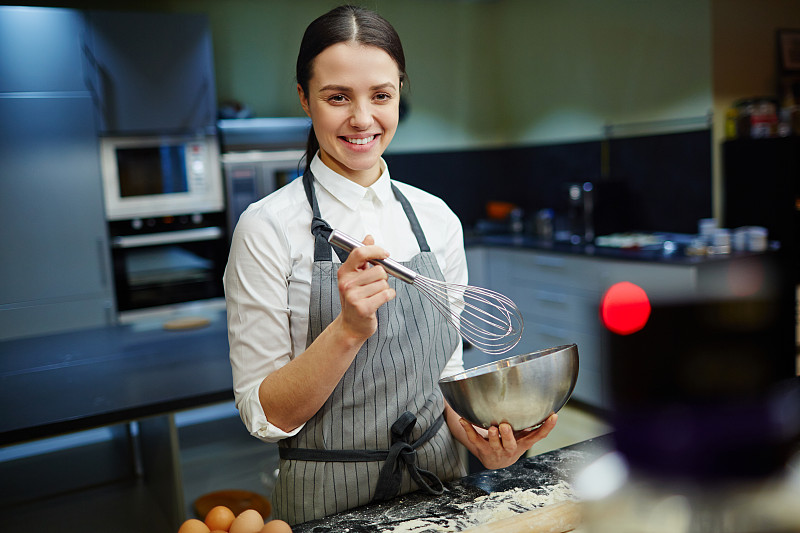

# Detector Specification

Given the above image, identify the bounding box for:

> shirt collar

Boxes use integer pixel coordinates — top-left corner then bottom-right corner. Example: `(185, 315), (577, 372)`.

(310, 153), (393, 210)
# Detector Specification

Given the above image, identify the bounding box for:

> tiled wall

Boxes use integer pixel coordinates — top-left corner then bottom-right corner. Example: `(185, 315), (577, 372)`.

(385, 129), (712, 235)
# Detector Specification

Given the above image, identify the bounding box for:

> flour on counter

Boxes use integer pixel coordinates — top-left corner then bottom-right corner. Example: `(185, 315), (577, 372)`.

(380, 480), (576, 532)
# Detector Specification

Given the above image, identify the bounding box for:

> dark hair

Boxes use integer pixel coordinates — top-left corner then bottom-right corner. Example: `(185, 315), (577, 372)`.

(296, 5), (407, 176)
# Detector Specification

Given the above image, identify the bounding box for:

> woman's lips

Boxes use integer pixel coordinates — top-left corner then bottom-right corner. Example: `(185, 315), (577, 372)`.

(340, 134), (378, 150)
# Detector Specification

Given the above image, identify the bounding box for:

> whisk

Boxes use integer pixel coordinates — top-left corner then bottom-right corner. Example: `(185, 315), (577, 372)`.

(328, 229), (523, 355)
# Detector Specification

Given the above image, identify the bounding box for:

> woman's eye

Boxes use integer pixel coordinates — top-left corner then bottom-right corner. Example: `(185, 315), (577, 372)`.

(374, 93), (392, 102)
(327, 94), (347, 103)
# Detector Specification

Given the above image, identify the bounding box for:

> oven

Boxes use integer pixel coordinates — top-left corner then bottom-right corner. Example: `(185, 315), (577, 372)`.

(108, 213), (226, 315)
(99, 134), (227, 317)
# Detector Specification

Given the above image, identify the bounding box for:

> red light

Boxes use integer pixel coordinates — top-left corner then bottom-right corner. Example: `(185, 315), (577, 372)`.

(600, 281), (651, 335)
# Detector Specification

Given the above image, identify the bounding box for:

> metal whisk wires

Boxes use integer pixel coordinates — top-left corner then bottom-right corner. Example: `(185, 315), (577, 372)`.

(328, 230), (523, 355)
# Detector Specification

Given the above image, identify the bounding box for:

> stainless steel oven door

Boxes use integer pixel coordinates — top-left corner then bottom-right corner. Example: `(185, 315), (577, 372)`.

(110, 226), (225, 313)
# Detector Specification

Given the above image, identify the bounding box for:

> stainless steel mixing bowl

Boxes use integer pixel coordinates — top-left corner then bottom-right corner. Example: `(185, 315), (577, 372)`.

(439, 344), (579, 431)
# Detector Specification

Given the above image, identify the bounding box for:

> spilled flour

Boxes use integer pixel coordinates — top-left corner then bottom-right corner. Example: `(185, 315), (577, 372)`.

(379, 480), (576, 532)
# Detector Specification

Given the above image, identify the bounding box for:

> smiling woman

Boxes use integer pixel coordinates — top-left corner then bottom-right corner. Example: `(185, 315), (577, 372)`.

(223, 5), (559, 526)
(297, 42), (401, 186)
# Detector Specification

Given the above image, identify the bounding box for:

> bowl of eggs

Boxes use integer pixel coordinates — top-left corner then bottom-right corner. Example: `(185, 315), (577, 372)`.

(178, 504), (292, 533)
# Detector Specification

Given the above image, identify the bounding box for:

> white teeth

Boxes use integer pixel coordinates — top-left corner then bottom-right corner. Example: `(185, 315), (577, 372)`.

(345, 135), (374, 145)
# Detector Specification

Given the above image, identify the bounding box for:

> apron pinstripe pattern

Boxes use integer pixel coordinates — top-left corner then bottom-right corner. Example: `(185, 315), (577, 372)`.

(272, 175), (465, 525)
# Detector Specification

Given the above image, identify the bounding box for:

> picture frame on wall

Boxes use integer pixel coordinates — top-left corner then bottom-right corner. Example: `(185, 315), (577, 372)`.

(777, 29), (800, 73)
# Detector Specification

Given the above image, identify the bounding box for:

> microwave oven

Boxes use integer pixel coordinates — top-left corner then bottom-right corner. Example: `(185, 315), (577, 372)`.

(99, 134), (224, 220)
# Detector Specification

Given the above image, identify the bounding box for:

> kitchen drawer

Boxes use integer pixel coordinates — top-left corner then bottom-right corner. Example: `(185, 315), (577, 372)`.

(515, 286), (601, 336)
(488, 249), (601, 292)
(598, 259), (697, 300)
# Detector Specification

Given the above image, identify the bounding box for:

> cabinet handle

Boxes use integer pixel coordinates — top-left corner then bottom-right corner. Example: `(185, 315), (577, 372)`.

(80, 38), (109, 129)
(534, 290), (568, 305)
(112, 227), (223, 248)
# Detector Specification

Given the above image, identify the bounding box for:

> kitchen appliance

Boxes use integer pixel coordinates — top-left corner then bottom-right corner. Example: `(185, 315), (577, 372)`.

(560, 181), (630, 244)
(566, 182), (594, 244)
(439, 344), (578, 431)
(221, 149), (304, 240)
(107, 213), (227, 315)
(217, 117), (309, 239)
(99, 134), (227, 317)
(328, 229), (524, 355)
(99, 134), (224, 220)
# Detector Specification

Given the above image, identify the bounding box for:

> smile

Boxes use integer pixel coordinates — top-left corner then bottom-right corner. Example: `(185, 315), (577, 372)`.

(344, 135), (376, 145)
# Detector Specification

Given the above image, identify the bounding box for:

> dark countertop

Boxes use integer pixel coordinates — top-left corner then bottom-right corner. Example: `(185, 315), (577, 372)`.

(293, 435), (612, 533)
(0, 310), (232, 445)
(465, 232), (772, 266)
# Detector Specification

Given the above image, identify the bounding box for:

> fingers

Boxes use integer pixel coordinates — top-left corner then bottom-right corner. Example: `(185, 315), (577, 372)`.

(516, 413), (558, 447)
(340, 234), (388, 273)
(498, 423), (517, 451)
(335, 235), (396, 339)
(338, 236), (394, 298)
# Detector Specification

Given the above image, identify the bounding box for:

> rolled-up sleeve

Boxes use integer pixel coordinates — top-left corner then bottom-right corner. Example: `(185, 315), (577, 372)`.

(224, 208), (304, 442)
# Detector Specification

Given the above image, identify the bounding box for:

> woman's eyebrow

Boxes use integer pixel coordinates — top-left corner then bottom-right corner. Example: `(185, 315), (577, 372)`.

(318, 84), (352, 92)
(318, 82), (397, 92)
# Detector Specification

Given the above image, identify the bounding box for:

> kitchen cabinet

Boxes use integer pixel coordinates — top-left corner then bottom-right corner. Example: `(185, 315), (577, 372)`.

(0, 6), (113, 341)
(723, 137), (799, 283)
(0, 6), (87, 93)
(83, 10), (216, 135)
(468, 247), (698, 410)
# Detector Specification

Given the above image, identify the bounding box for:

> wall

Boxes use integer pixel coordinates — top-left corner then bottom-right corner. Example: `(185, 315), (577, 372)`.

(121, 0), (714, 151)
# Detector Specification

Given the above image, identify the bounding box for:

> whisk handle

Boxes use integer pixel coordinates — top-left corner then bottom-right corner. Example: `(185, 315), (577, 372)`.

(328, 229), (417, 284)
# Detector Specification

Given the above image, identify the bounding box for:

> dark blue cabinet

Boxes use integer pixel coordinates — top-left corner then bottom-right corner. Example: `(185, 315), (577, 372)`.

(83, 10), (216, 135)
(0, 6), (113, 340)
(0, 6), (87, 93)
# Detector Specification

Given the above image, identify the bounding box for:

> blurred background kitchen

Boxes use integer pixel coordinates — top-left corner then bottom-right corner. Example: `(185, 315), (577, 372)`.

(1, 1), (799, 532)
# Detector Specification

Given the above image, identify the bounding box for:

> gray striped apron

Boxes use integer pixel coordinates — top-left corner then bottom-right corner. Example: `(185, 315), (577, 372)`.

(272, 172), (465, 525)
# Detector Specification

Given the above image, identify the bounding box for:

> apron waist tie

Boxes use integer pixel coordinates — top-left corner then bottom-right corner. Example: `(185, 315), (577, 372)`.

(278, 412), (446, 501)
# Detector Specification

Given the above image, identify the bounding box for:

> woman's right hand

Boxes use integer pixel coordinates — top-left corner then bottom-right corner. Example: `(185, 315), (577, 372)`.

(335, 234), (396, 342)
(257, 234), (395, 433)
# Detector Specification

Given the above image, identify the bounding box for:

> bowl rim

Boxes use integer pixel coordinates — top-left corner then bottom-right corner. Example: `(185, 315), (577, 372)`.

(439, 343), (578, 384)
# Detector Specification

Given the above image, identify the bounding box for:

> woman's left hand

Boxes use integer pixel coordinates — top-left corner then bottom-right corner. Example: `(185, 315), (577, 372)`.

(451, 410), (558, 470)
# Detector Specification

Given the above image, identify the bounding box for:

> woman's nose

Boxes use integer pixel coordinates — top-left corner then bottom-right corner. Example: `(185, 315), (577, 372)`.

(349, 101), (373, 129)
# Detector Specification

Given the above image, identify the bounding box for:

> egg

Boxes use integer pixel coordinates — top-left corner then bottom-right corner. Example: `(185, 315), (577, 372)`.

(178, 518), (211, 533)
(260, 519), (292, 533)
(229, 509), (264, 533)
(205, 505), (236, 531)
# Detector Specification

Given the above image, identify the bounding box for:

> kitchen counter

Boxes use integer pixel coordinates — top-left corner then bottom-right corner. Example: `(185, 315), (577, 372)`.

(0, 309), (232, 446)
(0, 309), (232, 530)
(293, 435), (612, 533)
(465, 232), (773, 265)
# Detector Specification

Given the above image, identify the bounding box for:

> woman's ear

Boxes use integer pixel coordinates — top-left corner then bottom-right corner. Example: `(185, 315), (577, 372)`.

(298, 84), (311, 118)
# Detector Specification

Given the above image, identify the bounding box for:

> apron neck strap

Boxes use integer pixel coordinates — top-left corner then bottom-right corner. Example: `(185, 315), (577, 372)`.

(303, 170), (431, 262)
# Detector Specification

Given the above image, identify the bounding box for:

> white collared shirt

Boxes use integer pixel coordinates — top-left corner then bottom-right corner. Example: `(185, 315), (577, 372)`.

(224, 154), (467, 442)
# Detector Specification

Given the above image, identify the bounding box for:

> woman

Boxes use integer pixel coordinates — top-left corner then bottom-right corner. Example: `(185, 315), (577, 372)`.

(224, 5), (557, 525)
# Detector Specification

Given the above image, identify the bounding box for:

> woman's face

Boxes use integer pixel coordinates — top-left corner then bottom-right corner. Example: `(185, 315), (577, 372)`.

(299, 42), (401, 186)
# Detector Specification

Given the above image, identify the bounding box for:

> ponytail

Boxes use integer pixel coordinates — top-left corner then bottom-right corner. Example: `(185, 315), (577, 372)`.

(302, 125), (318, 178)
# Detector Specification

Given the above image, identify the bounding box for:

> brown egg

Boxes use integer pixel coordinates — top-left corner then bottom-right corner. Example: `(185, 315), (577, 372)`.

(260, 519), (292, 533)
(205, 505), (236, 531)
(229, 509), (264, 533)
(178, 518), (211, 533)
